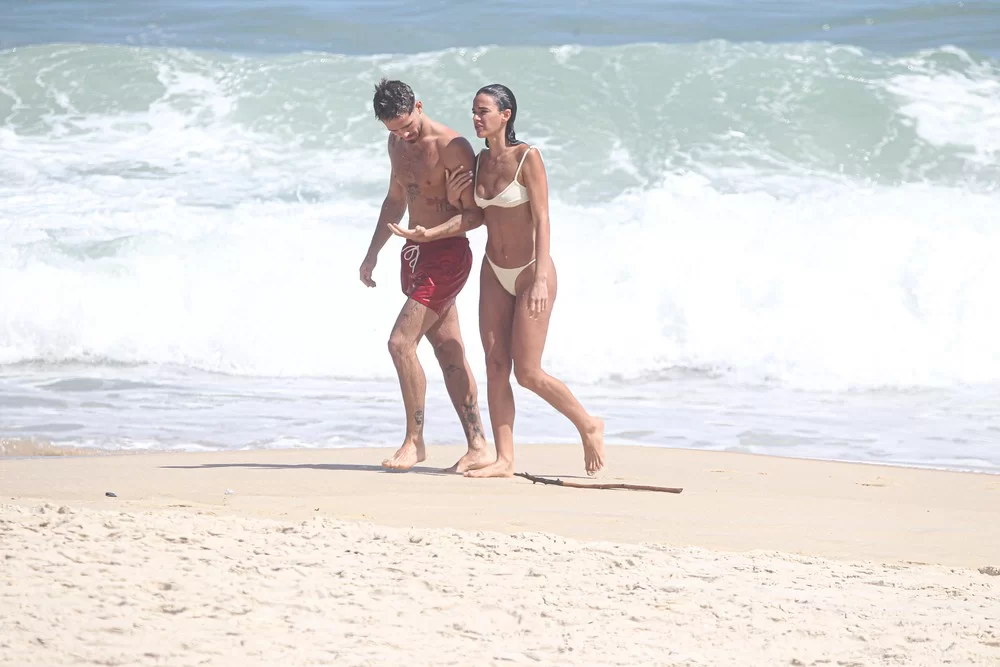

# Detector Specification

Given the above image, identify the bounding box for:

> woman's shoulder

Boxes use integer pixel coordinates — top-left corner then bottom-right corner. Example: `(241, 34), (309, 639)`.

(517, 143), (544, 172)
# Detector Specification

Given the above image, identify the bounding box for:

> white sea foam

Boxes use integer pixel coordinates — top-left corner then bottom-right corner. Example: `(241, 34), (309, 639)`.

(3, 42), (1000, 468)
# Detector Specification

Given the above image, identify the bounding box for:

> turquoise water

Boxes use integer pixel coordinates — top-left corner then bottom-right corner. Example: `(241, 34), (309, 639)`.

(3, 1), (999, 57)
(1, 1), (998, 471)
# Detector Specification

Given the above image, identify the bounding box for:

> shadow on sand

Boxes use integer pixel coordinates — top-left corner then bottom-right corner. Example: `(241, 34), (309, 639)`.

(159, 462), (456, 477)
(159, 461), (596, 480)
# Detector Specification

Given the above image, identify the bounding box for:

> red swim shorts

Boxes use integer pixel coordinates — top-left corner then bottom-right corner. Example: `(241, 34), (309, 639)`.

(399, 237), (473, 314)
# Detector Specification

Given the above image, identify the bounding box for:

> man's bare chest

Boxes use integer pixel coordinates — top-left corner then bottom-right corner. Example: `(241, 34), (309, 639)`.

(392, 142), (443, 200)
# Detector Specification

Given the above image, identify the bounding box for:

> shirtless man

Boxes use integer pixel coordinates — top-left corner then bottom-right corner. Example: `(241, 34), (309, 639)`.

(359, 78), (491, 473)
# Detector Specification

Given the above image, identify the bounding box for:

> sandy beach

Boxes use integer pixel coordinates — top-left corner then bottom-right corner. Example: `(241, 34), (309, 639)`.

(2, 444), (998, 666)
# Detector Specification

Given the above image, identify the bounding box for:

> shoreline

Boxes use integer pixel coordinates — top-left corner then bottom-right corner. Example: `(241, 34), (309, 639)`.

(3, 443), (997, 568)
(4, 436), (998, 476)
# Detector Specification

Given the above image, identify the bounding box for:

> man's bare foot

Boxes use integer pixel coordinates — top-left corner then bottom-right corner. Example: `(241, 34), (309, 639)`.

(582, 417), (606, 476)
(445, 445), (493, 474)
(381, 439), (426, 471)
(464, 458), (514, 478)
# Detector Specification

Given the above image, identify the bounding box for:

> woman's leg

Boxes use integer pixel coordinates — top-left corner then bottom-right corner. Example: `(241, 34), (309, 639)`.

(465, 259), (518, 478)
(511, 262), (606, 474)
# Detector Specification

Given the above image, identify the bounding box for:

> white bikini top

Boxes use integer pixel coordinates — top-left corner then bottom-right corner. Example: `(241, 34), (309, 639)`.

(473, 146), (535, 209)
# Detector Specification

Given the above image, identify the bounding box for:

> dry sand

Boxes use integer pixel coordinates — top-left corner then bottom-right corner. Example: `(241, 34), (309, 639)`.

(1, 444), (998, 666)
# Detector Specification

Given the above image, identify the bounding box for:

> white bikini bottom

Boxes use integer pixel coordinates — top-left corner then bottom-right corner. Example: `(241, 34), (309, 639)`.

(486, 254), (536, 296)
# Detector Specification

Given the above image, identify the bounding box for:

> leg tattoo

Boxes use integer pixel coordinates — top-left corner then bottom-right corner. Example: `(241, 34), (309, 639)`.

(445, 396), (492, 474)
(460, 397), (485, 442)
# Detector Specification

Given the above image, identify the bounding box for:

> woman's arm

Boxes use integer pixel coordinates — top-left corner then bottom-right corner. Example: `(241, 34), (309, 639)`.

(520, 146), (552, 316)
(388, 141), (482, 243)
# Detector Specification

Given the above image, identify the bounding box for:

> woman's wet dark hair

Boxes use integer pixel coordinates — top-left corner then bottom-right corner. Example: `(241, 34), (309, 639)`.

(477, 84), (523, 147)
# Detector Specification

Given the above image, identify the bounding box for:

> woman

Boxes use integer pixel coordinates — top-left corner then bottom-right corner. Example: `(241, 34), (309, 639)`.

(389, 83), (605, 478)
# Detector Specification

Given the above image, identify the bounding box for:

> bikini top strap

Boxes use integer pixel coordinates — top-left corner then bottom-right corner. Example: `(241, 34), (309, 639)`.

(513, 145), (535, 180)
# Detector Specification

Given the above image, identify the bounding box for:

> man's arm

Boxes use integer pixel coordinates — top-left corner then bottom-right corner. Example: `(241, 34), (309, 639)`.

(360, 142), (407, 287)
(366, 168), (407, 259)
(444, 136), (484, 232)
(388, 137), (482, 243)
(423, 137), (484, 237)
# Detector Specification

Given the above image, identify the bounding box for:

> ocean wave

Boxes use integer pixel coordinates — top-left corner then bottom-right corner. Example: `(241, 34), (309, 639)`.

(2, 41), (999, 390)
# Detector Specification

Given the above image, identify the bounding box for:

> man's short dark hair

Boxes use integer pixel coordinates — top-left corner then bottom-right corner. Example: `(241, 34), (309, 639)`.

(372, 78), (415, 121)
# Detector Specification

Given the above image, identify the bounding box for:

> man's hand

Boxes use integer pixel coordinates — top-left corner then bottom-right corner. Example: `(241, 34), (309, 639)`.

(359, 253), (377, 287)
(444, 167), (473, 208)
(387, 223), (432, 242)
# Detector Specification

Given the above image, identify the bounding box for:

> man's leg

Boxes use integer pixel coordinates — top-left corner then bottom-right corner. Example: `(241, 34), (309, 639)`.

(383, 298), (440, 470)
(424, 301), (492, 473)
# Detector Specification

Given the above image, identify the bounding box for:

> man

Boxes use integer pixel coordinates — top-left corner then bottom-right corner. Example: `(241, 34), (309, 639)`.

(359, 78), (491, 473)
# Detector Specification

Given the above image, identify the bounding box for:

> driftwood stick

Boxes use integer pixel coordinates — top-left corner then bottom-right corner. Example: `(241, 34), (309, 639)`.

(515, 472), (683, 494)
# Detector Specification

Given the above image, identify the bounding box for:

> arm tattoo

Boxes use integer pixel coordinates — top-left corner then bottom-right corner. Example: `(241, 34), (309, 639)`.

(425, 197), (458, 214)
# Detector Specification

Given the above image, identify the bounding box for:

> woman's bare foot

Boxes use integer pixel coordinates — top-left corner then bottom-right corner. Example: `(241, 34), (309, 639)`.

(582, 417), (606, 476)
(464, 458), (514, 478)
(381, 438), (426, 471)
(445, 445), (494, 474)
